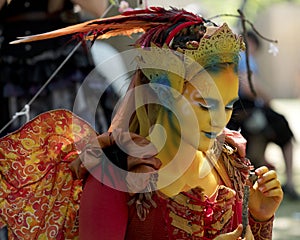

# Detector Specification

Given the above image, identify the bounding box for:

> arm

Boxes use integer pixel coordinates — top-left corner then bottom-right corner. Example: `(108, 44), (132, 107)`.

(71, 0), (108, 17)
(248, 166), (283, 239)
(0, 0), (6, 10)
(249, 214), (274, 240)
(218, 130), (280, 239)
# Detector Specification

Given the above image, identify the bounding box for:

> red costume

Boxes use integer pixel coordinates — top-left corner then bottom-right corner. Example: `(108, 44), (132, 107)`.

(1, 7), (281, 240)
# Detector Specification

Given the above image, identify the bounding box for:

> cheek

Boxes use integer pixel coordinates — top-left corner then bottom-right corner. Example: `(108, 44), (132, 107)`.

(180, 100), (208, 130)
(225, 110), (233, 123)
(194, 108), (209, 130)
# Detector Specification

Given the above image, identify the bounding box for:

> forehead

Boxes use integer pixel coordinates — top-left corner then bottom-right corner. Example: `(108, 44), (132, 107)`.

(186, 64), (239, 99)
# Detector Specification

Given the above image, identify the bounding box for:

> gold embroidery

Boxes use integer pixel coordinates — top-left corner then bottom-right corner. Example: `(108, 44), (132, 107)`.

(171, 193), (205, 212)
(210, 209), (234, 234)
(169, 211), (204, 237)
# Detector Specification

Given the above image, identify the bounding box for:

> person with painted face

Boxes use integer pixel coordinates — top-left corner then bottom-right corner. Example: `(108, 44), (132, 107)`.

(0, 7), (283, 239)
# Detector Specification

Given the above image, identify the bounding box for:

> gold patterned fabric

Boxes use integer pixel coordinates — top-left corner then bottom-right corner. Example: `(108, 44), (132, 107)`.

(161, 186), (237, 239)
(0, 110), (96, 239)
(249, 214), (274, 240)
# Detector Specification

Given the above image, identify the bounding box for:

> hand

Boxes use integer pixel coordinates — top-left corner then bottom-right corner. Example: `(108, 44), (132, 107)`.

(111, 128), (158, 159)
(69, 129), (160, 181)
(126, 164), (158, 193)
(114, 129), (161, 193)
(248, 166), (283, 221)
(214, 224), (254, 239)
(68, 141), (103, 179)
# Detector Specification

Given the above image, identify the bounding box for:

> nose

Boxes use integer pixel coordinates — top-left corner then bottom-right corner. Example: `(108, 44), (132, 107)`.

(209, 108), (226, 128)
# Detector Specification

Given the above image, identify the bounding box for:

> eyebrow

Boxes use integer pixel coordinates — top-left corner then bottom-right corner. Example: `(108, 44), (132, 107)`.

(204, 63), (234, 73)
(201, 97), (239, 106)
(226, 97), (239, 106)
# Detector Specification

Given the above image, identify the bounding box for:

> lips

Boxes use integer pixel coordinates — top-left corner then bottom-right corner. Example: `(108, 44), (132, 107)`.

(203, 131), (218, 139)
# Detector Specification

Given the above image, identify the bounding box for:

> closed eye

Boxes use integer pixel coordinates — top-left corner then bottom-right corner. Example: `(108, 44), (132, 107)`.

(198, 98), (218, 110)
(225, 97), (239, 110)
(198, 97), (239, 111)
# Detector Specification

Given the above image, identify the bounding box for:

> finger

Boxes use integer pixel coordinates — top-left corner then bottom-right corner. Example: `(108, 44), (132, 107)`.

(257, 169), (277, 182)
(256, 170), (281, 192)
(231, 224), (243, 238)
(258, 187), (283, 198)
(257, 177), (280, 192)
(113, 129), (158, 157)
(127, 156), (162, 171)
(214, 224), (243, 240)
(243, 225), (254, 240)
(255, 166), (269, 176)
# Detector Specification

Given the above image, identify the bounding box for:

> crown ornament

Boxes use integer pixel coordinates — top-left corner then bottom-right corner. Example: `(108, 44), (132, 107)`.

(136, 23), (245, 93)
(183, 23), (245, 68)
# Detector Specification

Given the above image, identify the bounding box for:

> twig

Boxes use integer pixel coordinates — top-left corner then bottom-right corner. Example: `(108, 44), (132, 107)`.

(238, 9), (256, 97)
(208, 13), (278, 44)
(242, 185), (250, 238)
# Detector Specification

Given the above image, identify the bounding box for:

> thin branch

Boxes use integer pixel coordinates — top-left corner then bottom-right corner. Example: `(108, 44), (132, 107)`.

(208, 13), (278, 43)
(209, 10), (279, 97)
(243, 19), (278, 43)
(238, 9), (256, 97)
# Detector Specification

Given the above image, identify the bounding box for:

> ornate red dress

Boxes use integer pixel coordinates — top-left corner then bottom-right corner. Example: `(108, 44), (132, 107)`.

(0, 110), (274, 239)
(79, 130), (274, 240)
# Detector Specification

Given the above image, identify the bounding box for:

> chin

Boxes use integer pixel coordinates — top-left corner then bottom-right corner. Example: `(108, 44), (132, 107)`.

(197, 140), (214, 152)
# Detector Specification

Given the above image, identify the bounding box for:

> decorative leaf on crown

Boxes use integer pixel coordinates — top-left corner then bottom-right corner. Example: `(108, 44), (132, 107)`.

(184, 23), (245, 69)
(136, 43), (185, 93)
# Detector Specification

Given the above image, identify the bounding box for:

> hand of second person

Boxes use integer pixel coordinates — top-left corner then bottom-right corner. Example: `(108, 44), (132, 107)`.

(248, 166), (283, 221)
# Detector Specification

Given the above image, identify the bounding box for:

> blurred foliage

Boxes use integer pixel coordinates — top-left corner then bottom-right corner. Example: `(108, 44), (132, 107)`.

(198, 0), (300, 22)
(187, 0), (300, 30)
(240, 0), (299, 20)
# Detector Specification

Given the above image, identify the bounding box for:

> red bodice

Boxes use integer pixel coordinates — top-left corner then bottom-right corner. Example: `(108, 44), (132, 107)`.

(126, 186), (241, 240)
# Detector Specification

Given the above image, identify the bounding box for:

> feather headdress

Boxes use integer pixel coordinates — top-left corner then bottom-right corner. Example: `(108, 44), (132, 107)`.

(10, 7), (208, 47)
(10, 7), (244, 97)
(10, 6), (244, 92)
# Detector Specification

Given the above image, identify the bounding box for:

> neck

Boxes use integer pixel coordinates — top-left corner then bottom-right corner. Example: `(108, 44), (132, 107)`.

(149, 108), (199, 195)
(149, 108), (220, 197)
(149, 108), (195, 167)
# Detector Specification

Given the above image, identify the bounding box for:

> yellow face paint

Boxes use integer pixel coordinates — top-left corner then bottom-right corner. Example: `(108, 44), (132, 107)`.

(180, 63), (239, 151)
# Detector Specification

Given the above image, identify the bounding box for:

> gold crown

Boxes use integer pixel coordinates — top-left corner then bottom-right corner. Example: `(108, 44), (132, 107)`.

(136, 23), (245, 93)
(183, 23), (245, 68)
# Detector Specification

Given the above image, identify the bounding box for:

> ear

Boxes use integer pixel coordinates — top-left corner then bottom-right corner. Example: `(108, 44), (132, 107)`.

(136, 43), (185, 97)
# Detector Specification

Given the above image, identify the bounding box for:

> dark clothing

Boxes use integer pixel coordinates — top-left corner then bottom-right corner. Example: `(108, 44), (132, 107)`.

(0, 0), (93, 97)
(0, 0), (118, 135)
(227, 98), (294, 148)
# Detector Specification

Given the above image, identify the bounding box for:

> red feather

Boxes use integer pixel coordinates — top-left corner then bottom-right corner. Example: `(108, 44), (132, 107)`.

(10, 7), (204, 45)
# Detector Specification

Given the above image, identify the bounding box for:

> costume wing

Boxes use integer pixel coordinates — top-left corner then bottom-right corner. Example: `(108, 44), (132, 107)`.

(0, 110), (97, 239)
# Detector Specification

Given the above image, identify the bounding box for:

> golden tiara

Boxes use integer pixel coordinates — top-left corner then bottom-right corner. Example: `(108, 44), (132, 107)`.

(137, 23), (245, 89)
(184, 23), (245, 68)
